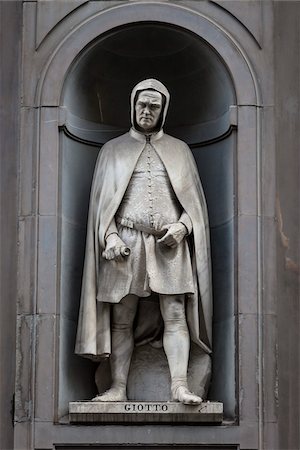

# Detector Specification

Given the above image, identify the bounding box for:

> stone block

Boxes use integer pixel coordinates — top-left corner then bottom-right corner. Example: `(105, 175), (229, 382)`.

(39, 107), (59, 216)
(69, 400), (223, 423)
(263, 314), (278, 423)
(37, 215), (58, 314)
(237, 214), (258, 315)
(262, 216), (277, 315)
(18, 216), (36, 314)
(237, 106), (258, 216)
(20, 107), (38, 216)
(22, 2), (38, 107)
(14, 421), (33, 450)
(35, 314), (56, 421)
(238, 313), (258, 422)
(15, 315), (34, 422)
(261, 107), (276, 219)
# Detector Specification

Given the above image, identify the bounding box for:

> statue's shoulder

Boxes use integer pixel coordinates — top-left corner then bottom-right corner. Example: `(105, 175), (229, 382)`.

(162, 134), (191, 158)
(162, 133), (189, 149)
(102, 132), (131, 150)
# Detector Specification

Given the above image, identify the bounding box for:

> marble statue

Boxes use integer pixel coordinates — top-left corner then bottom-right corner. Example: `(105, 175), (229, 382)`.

(75, 79), (212, 405)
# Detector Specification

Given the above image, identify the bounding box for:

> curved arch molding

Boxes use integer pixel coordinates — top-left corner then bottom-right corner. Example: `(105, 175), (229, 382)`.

(211, 0), (263, 49)
(35, 0), (88, 49)
(35, 1), (261, 107)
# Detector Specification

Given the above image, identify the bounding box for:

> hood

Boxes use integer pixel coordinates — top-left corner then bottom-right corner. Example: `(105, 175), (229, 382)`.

(130, 79), (170, 133)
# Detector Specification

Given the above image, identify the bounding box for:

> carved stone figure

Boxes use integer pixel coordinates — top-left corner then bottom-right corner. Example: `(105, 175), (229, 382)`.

(75, 79), (212, 405)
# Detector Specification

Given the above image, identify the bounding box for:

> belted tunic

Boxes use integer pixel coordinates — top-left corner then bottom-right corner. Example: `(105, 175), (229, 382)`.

(119, 138), (181, 227)
(99, 138), (194, 299)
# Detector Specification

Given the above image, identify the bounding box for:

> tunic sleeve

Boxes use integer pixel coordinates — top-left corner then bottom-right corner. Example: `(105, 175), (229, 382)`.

(104, 217), (119, 241)
(179, 211), (193, 235)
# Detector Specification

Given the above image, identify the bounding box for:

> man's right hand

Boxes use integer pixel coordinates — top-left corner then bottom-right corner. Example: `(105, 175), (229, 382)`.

(102, 233), (130, 262)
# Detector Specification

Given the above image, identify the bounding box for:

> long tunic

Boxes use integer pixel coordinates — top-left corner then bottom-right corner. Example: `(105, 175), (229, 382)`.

(98, 140), (195, 300)
(75, 125), (212, 359)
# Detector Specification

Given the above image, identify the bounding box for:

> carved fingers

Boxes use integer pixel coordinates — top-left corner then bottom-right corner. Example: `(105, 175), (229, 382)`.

(157, 222), (187, 248)
(102, 233), (130, 261)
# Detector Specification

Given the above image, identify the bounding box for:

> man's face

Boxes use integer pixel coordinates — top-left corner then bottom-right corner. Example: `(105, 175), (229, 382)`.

(135, 90), (163, 132)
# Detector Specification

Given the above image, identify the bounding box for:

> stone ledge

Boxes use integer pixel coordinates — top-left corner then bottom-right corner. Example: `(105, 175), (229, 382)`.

(69, 401), (223, 423)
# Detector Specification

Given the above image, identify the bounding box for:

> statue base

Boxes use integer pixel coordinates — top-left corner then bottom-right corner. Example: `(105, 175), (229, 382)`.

(69, 401), (223, 423)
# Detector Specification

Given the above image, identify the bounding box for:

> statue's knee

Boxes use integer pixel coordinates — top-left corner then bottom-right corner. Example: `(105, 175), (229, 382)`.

(111, 322), (133, 332)
(112, 309), (134, 331)
(112, 302), (136, 330)
(160, 295), (186, 322)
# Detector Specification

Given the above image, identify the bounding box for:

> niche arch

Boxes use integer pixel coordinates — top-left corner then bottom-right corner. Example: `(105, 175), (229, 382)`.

(59, 21), (237, 420)
(34, 1), (261, 427)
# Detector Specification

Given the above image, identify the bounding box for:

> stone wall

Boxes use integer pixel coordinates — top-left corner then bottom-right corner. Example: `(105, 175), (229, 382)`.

(273, 2), (300, 449)
(0, 2), (22, 450)
(0, 1), (299, 449)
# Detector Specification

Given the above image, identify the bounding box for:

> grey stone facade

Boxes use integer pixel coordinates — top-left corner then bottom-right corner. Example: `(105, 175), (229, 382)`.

(0, 3), (22, 450)
(0, 1), (299, 449)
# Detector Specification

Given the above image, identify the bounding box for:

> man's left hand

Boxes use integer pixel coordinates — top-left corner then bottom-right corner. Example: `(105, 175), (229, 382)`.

(157, 222), (187, 248)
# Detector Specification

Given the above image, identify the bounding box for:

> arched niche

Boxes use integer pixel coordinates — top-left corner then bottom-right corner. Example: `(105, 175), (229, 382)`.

(62, 23), (235, 144)
(58, 22), (237, 421)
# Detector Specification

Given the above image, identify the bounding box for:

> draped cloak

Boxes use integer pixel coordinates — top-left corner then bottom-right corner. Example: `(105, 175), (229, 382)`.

(75, 79), (212, 360)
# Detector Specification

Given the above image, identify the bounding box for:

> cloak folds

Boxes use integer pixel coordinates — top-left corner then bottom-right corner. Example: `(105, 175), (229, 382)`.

(75, 130), (213, 360)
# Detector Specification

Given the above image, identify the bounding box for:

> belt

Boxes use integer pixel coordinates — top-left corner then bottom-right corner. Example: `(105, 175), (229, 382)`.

(116, 216), (166, 237)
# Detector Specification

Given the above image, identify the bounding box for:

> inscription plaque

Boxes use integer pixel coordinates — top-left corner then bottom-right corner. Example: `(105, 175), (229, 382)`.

(69, 401), (223, 423)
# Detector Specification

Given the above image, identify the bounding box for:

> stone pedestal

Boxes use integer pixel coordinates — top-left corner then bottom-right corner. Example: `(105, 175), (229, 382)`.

(69, 401), (223, 423)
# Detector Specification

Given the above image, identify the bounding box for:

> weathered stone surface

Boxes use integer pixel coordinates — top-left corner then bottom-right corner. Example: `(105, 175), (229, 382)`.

(236, 106), (258, 216)
(20, 107), (38, 216)
(0, 2), (22, 450)
(237, 215), (258, 315)
(39, 108), (60, 216)
(35, 315), (56, 421)
(212, 0), (263, 47)
(36, 0), (87, 48)
(238, 314), (258, 422)
(273, 4), (300, 449)
(9, 2), (300, 450)
(37, 216), (58, 314)
(69, 401), (223, 423)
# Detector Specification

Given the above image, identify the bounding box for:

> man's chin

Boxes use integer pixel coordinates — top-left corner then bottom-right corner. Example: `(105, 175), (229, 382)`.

(139, 119), (153, 126)
(137, 123), (155, 132)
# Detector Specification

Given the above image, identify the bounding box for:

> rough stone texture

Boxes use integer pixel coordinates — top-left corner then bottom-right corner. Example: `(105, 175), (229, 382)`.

(0, 2), (22, 450)
(3, 1), (299, 450)
(15, 2), (267, 448)
(273, 3), (300, 449)
(36, 0), (87, 48)
(211, 0), (263, 48)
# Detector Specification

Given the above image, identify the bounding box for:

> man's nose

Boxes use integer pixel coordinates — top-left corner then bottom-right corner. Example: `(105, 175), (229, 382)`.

(143, 105), (151, 115)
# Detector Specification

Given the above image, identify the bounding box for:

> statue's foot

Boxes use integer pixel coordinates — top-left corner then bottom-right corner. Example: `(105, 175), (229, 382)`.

(172, 385), (203, 405)
(92, 387), (127, 402)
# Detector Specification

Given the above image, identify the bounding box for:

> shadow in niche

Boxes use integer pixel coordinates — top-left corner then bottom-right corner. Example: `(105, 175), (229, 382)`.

(58, 22), (236, 422)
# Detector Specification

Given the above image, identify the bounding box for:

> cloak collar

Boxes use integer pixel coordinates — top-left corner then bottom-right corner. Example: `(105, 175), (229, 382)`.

(129, 127), (164, 143)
